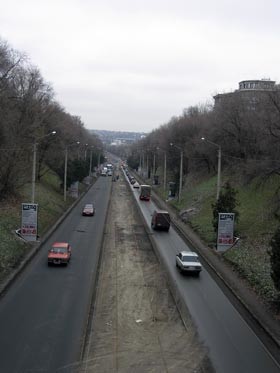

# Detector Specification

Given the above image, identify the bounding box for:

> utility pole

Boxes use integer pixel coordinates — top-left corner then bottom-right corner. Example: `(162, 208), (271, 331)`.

(64, 147), (68, 202)
(31, 131), (56, 203)
(170, 143), (183, 203)
(163, 151), (167, 192)
(31, 142), (37, 203)
(201, 137), (222, 200)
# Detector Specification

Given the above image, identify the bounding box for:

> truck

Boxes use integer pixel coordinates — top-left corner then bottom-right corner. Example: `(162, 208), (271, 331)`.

(139, 184), (151, 201)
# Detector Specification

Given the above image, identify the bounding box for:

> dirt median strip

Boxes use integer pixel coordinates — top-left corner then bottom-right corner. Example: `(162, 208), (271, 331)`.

(80, 173), (214, 373)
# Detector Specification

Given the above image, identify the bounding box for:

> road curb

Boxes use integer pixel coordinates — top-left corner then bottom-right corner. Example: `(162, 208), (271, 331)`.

(79, 176), (114, 361)
(0, 181), (97, 299)
(129, 170), (280, 355)
(152, 188), (280, 351)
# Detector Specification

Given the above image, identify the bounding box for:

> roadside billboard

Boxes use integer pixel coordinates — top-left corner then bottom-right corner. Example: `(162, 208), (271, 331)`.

(69, 181), (79, 198)
(21, 203), (38, 241)
(217, 213), (235, 252)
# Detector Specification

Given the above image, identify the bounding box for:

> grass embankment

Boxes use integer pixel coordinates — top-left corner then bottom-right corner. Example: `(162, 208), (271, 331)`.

(156, 173), (280, 303)
(0, 171), (86, 284)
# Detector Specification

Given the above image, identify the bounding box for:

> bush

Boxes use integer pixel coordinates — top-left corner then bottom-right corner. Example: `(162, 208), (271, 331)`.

(212, 181), (239, 233)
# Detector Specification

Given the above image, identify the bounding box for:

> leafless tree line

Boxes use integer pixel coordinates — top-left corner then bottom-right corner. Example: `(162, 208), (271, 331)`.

(0, 39), (102, 199)
(129, 88), (280, 193)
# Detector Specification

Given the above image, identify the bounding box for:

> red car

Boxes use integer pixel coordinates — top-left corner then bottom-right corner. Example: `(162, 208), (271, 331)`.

(82, 204), (95, 216)
(48, 242), (71, 266)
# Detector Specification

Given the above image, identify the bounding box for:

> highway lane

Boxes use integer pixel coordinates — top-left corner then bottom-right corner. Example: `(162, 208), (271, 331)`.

(127, 175), (280, 373)
(0, 176), (111, 373)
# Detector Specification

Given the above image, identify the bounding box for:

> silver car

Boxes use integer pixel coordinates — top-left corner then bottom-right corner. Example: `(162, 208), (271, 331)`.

(176, 251), (202, 275)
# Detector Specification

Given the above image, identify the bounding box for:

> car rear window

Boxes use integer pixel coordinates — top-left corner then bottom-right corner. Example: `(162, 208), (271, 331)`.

(182, 256), (199, 262)
(156, 213), (170, 222)
(50, 247), (68, 253)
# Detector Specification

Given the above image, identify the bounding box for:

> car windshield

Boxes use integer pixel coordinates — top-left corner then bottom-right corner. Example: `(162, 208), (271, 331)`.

(182, 255), (199, 262)
(50, 247), (67, 254)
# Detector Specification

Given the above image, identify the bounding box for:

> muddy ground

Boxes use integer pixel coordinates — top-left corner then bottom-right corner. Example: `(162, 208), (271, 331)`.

(79, 172), (214, 372)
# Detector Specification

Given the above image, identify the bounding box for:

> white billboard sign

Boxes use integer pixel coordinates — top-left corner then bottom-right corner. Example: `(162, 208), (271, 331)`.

(21, 203), (38, 241)
(69, 181), (79, 198)
(217, 213), (235, 252)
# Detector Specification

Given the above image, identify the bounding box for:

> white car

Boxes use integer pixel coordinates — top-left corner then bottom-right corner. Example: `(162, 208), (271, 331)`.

(82, 203), (95, 216)
(176, 251), (202, 276)
(133, 182), (140, 188)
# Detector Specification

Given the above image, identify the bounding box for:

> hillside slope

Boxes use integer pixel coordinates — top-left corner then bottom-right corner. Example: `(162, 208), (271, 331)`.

(157, 172), (280, 306)
(0, 171), (79, 284)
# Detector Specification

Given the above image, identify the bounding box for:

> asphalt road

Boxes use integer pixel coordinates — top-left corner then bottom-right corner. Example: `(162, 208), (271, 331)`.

(80, 169), (214, 372)
(0, 177), (111, 373)
(127, 175), (280, 373)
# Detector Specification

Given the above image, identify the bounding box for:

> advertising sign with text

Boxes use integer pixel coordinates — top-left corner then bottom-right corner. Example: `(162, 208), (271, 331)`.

(217, 213), (235, 252)
(21, 203), (38, 241)
(69, 181), (79, 198)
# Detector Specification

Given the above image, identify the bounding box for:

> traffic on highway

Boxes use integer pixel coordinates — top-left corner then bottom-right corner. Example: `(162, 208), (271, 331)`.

(0, 176), (111, 372)
(124, 168), (280, 373)
(0, 165), (280, 373)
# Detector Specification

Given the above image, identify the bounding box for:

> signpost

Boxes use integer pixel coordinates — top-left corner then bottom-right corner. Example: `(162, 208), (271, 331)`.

(217, 213), (235, 252)
(21, 203), (38, 241)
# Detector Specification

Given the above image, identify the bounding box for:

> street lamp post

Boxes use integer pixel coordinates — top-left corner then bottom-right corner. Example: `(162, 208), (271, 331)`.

(64, 141), (80, 202)
(156, 147), (167, 192)
(64, 147), (68, 202)
(89, 148), (92, 176)
(170, 143), (183, 203)
(163, 151), (167, 192)
(84, 143), (88, 160)
(89, 146), (94, 177)
(201, 137), (221, 200)
(179, 149), (183, 203)
(31, 131), (56, 203)
(31, 142), (37, 203)
(97, 151), (101, 170)
(153, 152), (156, 183)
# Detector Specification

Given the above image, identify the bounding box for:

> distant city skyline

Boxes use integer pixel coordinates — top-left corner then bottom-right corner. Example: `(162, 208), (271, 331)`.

(92, 129), (146, 145)
(1, 0), (280, 132)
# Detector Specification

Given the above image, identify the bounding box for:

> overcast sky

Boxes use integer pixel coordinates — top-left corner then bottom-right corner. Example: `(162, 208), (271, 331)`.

(1, 0), (279, 133)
